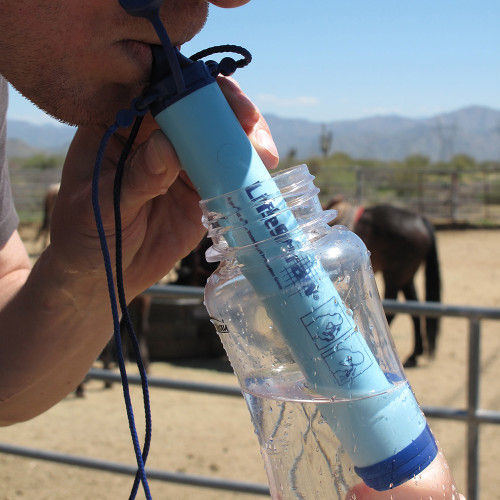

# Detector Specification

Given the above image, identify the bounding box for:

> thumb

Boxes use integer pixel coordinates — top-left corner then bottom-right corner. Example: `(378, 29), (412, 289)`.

(119, 130), (181, 217)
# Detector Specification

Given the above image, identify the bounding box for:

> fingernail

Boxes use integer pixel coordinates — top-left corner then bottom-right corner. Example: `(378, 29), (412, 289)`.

(256, 128), (279, 159)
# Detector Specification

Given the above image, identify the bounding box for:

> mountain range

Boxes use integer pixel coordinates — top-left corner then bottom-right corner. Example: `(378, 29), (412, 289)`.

(6, 105), (500, 162)
(265, 105), (500, 162)
(6, 120), (76, 158)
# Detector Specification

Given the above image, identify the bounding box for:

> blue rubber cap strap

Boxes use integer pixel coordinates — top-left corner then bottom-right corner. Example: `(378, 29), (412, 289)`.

(354, 424), (438, 491)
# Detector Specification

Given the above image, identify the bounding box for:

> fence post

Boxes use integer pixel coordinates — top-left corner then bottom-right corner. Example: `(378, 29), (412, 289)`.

(417, 170), (424, 215)
(451, 170), (460, 222)
(355, 167), (363, 204)
(467, 318), (481, 500)
(482, 171), (490, 221)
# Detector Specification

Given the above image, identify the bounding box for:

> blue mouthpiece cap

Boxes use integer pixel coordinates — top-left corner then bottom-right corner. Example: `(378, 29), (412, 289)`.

(119, 0), (163, 18)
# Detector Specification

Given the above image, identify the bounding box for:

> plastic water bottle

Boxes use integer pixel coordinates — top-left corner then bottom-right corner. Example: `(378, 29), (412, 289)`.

(201, 164), (458, 498)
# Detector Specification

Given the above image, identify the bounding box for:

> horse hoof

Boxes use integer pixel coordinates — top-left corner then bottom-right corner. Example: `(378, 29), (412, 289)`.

(403, 356), (418, 368)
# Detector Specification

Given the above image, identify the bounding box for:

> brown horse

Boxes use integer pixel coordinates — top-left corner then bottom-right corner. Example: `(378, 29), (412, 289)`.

(324, 196), (441, 367)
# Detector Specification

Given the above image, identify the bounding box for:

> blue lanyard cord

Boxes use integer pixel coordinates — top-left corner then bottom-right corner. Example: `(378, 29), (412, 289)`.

(87, 36), (247, 497)
(112, 116), (153, 499)
(91, 120), (152, 500)
(149, 13), (185, 94)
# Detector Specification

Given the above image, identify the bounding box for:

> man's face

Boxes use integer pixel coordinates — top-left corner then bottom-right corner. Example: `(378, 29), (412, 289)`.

(0, 0), (246, 126)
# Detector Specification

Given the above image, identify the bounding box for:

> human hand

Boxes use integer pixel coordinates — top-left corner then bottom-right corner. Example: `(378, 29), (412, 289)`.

(208, 0), (252, 8)
(48, 75), (279, 299)
(346, 452), (465, 500)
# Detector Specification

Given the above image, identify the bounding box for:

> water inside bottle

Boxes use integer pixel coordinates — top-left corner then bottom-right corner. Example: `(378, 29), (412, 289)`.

(242, 370), (408, 499)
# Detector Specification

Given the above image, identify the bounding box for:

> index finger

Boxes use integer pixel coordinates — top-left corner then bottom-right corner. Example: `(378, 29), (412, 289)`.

(217, 76), (279, 169)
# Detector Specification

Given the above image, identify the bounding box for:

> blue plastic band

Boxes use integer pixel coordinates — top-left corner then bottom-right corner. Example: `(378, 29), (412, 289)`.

(354, 424), (438, 491)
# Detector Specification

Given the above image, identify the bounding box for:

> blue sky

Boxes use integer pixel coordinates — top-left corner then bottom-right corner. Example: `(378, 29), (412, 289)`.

(7, 0), (500, 125)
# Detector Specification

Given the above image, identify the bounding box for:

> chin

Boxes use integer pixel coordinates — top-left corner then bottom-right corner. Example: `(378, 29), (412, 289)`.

(50, 83), (145, 127)
(43, 103), (116, 128)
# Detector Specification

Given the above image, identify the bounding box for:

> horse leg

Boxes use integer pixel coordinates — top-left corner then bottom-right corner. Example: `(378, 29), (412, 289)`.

(402, 282), (423, 368)
(121, 296), (150, 373)
(137, 296), (151, 373)
(383, 280), (399, 327)
(384, 278), (421, 368)
(383, 280), (418, 364)
(422, 218), (441, 358)
(75, 382), (86, 398)
(100, 340), (115, 389)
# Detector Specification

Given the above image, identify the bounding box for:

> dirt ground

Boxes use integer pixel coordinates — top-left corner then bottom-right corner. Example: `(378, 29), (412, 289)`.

(1, 226), (500, 500)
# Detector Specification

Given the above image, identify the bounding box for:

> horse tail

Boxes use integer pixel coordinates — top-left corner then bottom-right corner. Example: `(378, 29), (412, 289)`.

(422, 216), (441, 356)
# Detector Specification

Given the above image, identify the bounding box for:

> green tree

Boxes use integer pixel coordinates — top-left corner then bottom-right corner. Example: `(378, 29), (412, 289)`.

(404, 154), (430, 170)
(22, 154), (63, 170)
(328, 152), (353, 167)
(450, 154), (477, 171)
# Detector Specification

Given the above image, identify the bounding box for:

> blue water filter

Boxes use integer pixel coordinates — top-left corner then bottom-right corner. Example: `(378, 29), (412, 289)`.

(152, 78), (437, 490)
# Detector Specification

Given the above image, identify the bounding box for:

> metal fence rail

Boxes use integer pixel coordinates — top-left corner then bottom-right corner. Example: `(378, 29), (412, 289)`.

(0, 441), (270, 496)
(1, 285), (499, 500)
